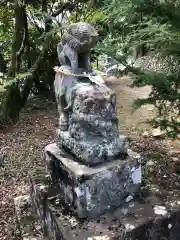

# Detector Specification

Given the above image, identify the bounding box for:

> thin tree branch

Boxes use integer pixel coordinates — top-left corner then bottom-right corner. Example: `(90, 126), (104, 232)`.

(29, 54), (44, 73)
(17, 31), (26, 57)
(8, 3), (24, 78)
(17, 7), (28, 58)
(16, 6), (29, 73)
(51, 2), (76, 17)
(28, 11), (44, 33)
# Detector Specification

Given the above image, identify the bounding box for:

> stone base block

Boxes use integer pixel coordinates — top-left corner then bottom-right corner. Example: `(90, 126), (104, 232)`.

(14, 195), (42, 239)
(29, 180), (180, 240)
(44, 143), (141, 219)
(57, 130), (129, 166)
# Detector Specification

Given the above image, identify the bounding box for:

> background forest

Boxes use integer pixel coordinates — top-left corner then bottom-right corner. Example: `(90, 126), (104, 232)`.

(0, 1), (180, 239)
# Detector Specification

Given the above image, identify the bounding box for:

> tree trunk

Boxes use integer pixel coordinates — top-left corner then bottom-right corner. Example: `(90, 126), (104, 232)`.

(3, 84), (22, 122)
(7, 3), (24, 78)
(2, 0), (69, 122)
(0, 53), (6, 73)
(20, 55), (44, 107)
(16, 6), (28, 73)
(3, 3), (26, 121)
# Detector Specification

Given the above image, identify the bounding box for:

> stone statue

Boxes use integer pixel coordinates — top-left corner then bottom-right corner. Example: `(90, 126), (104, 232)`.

(55, 22), (100, 132)
(54, 22), (129, 166)
(42, 22), (141, 221)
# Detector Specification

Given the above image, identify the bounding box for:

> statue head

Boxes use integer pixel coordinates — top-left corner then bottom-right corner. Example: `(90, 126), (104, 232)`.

(57, 22), (98, 73)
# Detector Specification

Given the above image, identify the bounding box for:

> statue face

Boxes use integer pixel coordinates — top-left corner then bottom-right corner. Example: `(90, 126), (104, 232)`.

(62, 45), (90, 72)
(58, 22), (98, 72)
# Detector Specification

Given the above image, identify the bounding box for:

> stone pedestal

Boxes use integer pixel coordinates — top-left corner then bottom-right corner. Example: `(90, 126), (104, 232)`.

(44, 143), (141, 219)
(28, 179), (180, 240)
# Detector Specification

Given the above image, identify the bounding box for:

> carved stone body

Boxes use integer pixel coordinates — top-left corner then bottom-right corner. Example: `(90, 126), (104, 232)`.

(54, 22), (128, 165)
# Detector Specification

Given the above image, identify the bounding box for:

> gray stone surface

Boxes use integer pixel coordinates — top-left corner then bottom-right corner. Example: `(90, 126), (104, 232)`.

(54, 22), (129, 165)
(29, 177), (180, 240)
(54, 71), (129, 165)
(44, 143), (141, 219)
(134, 53), (180, 74)
(14, 195), (42, 240)
(57, 22), (98, 73)
(57, 131), (128, 166)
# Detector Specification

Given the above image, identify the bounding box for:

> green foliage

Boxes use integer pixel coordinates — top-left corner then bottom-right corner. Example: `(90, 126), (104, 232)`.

(0, 72), (32, 91)
(101, 0), (180, 138)
(0, 6), (13, 59)
(0, 0), (107, 123)
(132, 70), (180, 138)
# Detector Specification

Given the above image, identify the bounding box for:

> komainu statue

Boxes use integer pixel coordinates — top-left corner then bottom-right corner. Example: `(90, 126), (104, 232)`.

(54, 22), (129, 166)
(41, 22), (141, 221)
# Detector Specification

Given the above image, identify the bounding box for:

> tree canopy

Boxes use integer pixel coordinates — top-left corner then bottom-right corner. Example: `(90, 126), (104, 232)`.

(0, 0), (104, 121)
(99, 0), (180, 138)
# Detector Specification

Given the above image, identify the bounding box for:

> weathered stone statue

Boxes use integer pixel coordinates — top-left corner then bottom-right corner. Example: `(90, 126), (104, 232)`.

(54, 22), (128, 165)
(44, 22), (141, 220)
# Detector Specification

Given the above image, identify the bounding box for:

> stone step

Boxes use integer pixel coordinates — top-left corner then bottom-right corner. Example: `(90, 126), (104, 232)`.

(28, 176), (180, 240)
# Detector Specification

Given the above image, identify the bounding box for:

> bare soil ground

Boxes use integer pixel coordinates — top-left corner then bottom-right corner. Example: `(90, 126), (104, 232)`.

(0, 76), (179, 239)
(106, 75), (154, 133)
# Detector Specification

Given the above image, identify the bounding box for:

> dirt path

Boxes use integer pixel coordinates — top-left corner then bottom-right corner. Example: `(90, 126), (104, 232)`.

(106, 75), (154, 133)
(0, 98), (57, 240)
